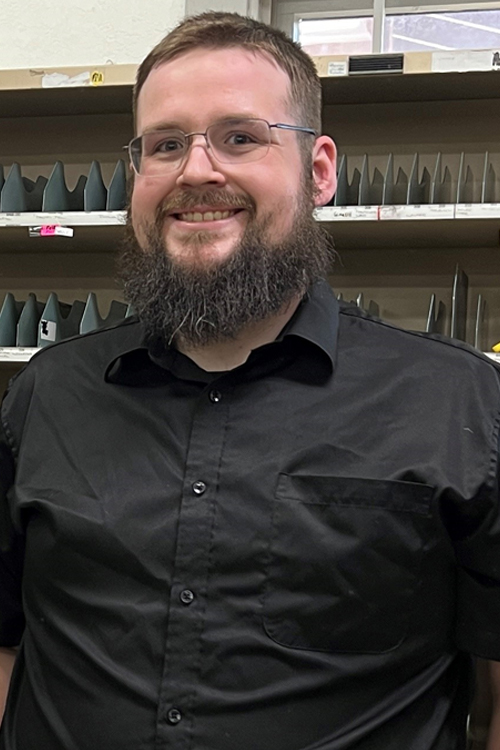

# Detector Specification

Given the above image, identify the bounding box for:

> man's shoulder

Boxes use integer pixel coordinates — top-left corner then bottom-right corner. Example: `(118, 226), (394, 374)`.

(338, 301), (500, 388)
(5, 317), (142, 399)
(33, 315), (141, 364)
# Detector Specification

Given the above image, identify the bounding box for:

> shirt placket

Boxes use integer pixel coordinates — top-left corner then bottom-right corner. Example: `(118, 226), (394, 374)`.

(154, 382), (230, 750)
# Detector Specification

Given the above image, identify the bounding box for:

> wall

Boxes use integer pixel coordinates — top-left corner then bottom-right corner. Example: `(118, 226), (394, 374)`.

(0, 0), (267, 70)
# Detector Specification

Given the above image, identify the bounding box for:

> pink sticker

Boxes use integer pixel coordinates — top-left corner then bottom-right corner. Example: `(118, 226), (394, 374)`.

(40, 225), (58, 236)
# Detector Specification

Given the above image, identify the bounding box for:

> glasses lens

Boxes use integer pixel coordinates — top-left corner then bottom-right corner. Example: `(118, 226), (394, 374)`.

(132, 130), (187, 175)
(208, 119), (270, 164)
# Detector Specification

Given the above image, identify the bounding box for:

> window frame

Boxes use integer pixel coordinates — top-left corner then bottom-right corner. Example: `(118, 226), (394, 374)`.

(272, 1), (500, 56)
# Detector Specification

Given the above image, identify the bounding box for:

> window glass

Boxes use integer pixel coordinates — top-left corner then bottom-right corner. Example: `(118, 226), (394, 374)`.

(384, 10), (500, 53)
(297, 16), (374, 56)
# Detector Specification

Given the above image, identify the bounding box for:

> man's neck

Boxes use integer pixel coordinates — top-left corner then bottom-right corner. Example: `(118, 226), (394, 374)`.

(176, 295), (302, 372)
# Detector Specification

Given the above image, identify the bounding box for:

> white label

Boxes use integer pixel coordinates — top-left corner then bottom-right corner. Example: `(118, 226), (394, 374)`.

(327, 61), (348, 77)
(54, 226), (74, 237)
(315, 206), (378, 221)
(432, 50), (500, 73)
(379, 204), (454, 220)
(455, 203), (500, 219)
(42, 71), (91, 88)
(39, 320), (57, 341)
(0, 347), (39, 362)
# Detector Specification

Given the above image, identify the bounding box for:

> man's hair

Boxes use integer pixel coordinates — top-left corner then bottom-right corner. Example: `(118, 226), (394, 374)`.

(133, 11), (322, 137)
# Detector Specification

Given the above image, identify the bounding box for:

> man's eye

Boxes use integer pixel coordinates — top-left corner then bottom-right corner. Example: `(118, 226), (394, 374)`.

(225, 132), (257, 146)
(153, 139), (185, 154)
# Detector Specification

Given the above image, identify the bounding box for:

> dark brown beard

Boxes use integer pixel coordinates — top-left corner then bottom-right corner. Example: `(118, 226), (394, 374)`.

(117, 187), (335, 350)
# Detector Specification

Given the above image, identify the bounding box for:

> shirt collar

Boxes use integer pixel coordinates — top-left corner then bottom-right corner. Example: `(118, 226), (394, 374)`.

(278, 279), (338, 368)
(105, 279), (339, 384)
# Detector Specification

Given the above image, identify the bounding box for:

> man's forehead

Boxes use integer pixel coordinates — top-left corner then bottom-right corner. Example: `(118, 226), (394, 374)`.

(136, 46), (292, 127)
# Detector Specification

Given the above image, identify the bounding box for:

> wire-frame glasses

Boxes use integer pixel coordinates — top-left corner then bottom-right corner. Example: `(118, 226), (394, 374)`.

(126, 118), (317, 176)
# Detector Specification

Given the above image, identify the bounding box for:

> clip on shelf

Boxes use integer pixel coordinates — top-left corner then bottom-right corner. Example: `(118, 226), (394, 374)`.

(425, 294), (447, 335)
(474, 294), (487, 351)
(450, 265), (468, 342)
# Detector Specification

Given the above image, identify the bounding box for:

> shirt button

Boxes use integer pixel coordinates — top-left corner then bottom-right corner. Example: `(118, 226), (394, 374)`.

(192, 481), (206, 495)
(209, 389), (222, 403)
(167, 707), (182, 725)
(180, 589), (195, 605)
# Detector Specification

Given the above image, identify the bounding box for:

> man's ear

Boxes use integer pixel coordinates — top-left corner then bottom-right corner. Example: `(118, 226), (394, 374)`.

(312, 135), (337, 207)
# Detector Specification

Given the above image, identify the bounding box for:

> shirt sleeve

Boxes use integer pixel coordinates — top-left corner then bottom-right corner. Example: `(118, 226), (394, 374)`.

(0, 406), (25, 647)
(453, 430), (500, 661)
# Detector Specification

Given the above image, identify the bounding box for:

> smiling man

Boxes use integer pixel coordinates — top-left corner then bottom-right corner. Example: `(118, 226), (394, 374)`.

(0, 11), (500, 750)
(121, 35), (337, 370)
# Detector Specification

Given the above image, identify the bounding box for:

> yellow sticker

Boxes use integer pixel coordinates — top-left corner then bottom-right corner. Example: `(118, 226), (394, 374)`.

(91, 71), (104, 86)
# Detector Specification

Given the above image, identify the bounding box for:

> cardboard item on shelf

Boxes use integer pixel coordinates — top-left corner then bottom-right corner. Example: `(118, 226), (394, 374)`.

(107, 160), (127, 211)
(16, 293), (45, 347)
(42, 161), (87, 212)
(84, 161), (108, 212)
(0, 163), (47, 212)
(0, 160), (128, 213)
(80, 293), (128, 334)
(0, 293), (24, 346)
(38, 293), (86, 347)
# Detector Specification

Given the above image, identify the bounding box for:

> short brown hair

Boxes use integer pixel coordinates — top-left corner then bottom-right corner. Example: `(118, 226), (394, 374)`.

(133, 12), (322, 137)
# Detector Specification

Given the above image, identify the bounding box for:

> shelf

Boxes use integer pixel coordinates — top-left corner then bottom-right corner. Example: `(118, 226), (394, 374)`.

(316, 205), (500, 249)
(0, 208), (500, 252)
(0, 212), (126, 253)
(1, 51), (500, 119)
(0, 211), (126, 228)
(320, 68), (500, 106)
(0, 64), (136, 118)
(0, 347), (39, 362)
(315, 50), (500, 105)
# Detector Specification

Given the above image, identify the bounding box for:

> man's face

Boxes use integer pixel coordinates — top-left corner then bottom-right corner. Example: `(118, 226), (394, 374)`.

(131, 47), (314, 267)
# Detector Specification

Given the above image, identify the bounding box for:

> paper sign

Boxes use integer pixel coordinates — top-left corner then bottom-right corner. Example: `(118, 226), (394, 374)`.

(327, 61), (348, 77)
(432, 50), (500, 73)
(29, 225), (75, 238)
(42, 71), (91, 88)
(40, 320), (57, 341)
(91, 71), (104, 86)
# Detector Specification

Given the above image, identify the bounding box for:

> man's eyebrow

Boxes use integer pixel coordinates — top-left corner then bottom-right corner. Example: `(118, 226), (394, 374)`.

(140, 115), (264, 135)
(141, 122), (181, 134)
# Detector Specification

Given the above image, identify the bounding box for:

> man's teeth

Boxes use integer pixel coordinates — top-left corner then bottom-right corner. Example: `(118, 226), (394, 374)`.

(177, 210), (235, 222)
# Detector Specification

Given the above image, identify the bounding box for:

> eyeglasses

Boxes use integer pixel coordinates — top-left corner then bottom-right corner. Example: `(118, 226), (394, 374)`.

(126, 118), (317, 176)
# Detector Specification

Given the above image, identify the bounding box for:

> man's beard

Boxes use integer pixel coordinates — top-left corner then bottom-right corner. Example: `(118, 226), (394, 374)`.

(117, 185), (335, 350)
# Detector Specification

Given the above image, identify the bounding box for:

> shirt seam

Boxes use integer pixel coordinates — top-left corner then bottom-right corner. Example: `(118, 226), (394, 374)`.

(339, 306), (499, 367)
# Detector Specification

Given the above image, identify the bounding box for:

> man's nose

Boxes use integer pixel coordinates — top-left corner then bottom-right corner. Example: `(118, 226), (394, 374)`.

(176, 134), (226, 187)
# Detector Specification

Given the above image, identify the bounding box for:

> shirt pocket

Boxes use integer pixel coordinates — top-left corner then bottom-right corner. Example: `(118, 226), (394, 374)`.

(262, 473), (433, 654)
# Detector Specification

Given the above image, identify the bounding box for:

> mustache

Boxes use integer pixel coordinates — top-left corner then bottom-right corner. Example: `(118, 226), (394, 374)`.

(155, 189), (256, 222)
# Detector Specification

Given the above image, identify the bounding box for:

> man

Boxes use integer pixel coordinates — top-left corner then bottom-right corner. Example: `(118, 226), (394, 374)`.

(0, 11), (499, 750)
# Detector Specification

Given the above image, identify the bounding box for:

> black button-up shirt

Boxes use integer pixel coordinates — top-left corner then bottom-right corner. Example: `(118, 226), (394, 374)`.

(1, 280), (500, 750)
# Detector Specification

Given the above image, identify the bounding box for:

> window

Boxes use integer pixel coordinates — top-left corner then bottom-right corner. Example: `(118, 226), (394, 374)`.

(384, 9), (500, 52)
(298, 16), (374, 56)
(282, 2), (500, 57)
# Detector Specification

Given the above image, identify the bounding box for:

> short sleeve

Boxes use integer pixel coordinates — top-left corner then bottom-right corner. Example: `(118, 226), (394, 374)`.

(0, 406), (25, 646)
